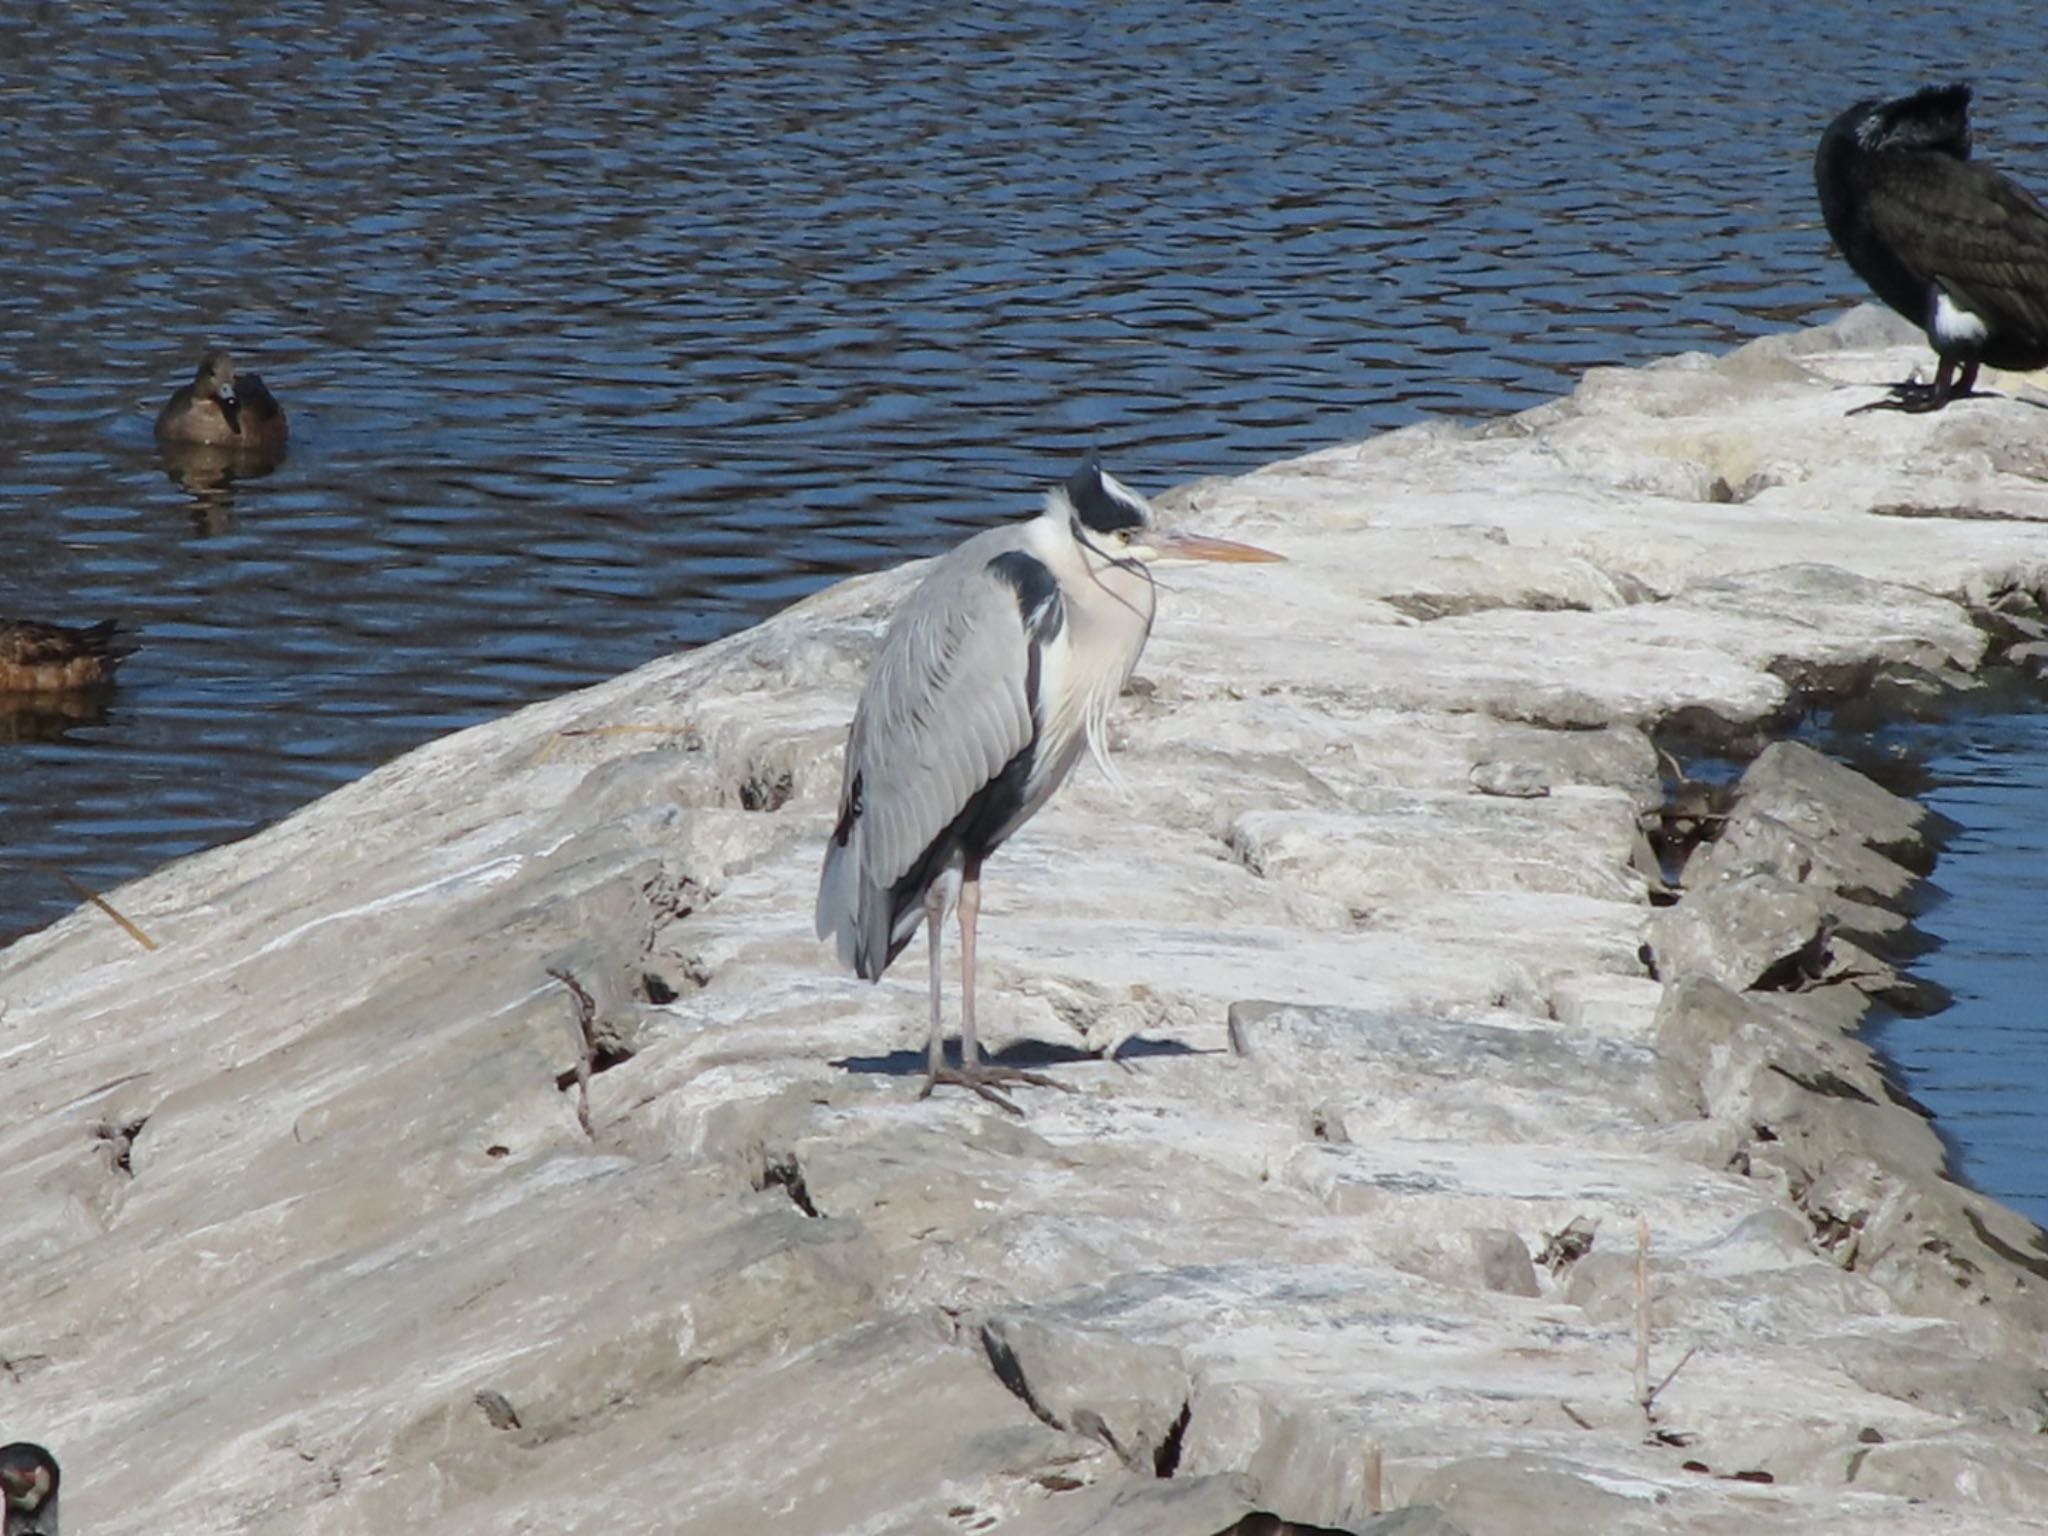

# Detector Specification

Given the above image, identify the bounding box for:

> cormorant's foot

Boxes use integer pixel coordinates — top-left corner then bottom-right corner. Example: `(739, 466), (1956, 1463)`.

(1848, 381), (1974, 415)
(919, 1064), (1073, 1116)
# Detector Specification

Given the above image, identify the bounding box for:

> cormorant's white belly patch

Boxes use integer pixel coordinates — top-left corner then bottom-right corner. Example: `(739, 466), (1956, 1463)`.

(1932, 290), (1990, 347)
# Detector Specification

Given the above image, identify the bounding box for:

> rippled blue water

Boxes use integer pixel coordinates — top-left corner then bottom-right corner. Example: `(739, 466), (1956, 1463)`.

(3, 0), (2046, 1211)
(1850, 705), (2048, 1227)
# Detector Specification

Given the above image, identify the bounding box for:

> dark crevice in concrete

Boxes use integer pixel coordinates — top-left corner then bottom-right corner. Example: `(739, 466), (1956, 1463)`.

(1797, 1192), (1865, 1269)
(739, 765), (794, 812)
(1652, 709), (1791, 763)
(552, 1042), (634, 1093)
(1218, 1515), (1372, 1536)
(96, 1114), (147, 1177)
(1152, 1400), (1190, 1478)
(1876, 1068), (1935, 1119)
(758, 1152), (822, 1219)
(1766, 1062), (1878, 1106)
(1750, 924), (1837, 993)
(547, 965), (639, 1098)
(0, 1354), (52, 1383)
(474, 1387), (523, 1431)
(1642, 769), (1738, 881)
(1963, 1208), (2048, 1282)
(979, 1325), (1062, 1432)
(641, 871), (701, 924)
(1224, 831), (1266, 879)
(1538, 1216), (1597, 1273)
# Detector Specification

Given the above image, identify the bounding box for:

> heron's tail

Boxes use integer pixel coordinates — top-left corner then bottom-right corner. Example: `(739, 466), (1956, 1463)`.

(815, 833), (865, 974)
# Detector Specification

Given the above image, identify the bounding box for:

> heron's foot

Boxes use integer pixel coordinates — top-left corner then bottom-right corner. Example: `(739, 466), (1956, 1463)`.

(1848, 380), (1974, 415)
(920, 1064), (1073, 1116)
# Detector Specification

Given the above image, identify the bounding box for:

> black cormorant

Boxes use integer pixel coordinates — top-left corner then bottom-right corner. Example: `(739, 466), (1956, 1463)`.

(1816, 83), (2048, 411)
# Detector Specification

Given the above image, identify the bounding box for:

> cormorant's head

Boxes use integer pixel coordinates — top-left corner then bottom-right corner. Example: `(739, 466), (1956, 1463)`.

(1853, 82), (1972, 159)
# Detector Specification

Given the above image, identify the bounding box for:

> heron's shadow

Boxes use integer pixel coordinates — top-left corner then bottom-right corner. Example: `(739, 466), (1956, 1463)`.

(834, 1035), (1206, 1078)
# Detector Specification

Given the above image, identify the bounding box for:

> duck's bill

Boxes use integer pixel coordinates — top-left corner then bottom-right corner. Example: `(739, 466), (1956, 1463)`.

(1152, 529), (1286, 563)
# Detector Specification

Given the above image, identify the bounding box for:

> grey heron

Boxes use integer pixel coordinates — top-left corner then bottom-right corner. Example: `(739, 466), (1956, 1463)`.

(0, 1443), (58, 1536)
(816, 456), (1282, 1110)
(1816, 83), (2048, 411)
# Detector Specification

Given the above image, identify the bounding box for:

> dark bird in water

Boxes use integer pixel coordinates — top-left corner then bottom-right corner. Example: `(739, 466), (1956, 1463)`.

(1816, 83), (2048, 412)
(0, 619), (138, 693)
(0, 1443), (59, 1536)
(154, 348), (289, 447)
(816, 457), (1283, 1111)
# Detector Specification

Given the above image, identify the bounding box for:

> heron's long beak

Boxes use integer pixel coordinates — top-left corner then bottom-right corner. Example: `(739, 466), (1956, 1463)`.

(1151, 529), (1286, 563)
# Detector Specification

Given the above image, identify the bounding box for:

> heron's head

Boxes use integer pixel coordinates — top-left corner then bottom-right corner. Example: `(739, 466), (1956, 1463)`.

(0, 1442), (59, 1536)
(1062, 455), (1283, 567)
(195, 349), (242, 431)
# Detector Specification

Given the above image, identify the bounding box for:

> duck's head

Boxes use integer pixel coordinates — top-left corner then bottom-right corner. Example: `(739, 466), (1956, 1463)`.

(0, 1443), (59, 1536)
(194, 348), (243, 433)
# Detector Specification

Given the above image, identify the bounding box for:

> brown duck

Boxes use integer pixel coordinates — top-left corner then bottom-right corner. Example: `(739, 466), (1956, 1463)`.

(154, 348), (289, 447)
(0, 619), (138, 692)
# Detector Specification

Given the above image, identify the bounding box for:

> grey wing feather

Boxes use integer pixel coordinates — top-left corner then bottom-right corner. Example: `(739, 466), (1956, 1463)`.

(816, 543), (1037, 976)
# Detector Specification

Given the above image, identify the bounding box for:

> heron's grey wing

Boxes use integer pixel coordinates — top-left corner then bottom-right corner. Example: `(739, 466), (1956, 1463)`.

(856, 555), (1040, 893)
(816, 548), (1038, 976)
(1860, 157), (2048, 340)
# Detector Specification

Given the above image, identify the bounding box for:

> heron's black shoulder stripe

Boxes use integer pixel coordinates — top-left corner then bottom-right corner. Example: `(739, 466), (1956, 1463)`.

(831, 770), (862, 848)
(1065, 456), (1148, 533)
(985, 549), (1065, 645)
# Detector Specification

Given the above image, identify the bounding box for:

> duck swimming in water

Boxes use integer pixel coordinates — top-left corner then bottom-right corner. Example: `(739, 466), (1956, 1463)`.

(0, 1443), (58, 1536)
(1816, 83), (2048, 412)
(0, 619), (138, 693)
(154, 348), (289, 447)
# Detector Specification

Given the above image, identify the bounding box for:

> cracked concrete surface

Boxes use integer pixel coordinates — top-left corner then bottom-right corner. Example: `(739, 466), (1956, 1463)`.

(5, 308), (2048, 1533)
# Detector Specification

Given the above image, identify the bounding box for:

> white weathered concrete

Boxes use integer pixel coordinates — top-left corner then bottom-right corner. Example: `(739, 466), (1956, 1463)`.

(5, 308), (2048, 1535)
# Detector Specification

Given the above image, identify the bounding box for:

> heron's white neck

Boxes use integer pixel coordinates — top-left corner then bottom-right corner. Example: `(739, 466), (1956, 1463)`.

(1026, 509), (1157, 790)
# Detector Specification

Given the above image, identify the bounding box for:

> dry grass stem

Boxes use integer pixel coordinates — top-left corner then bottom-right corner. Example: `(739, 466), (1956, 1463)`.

(1632, 1214), (1651, 1409)
(54, 869), (158, 951)
(532, 723), (691, 764)
(1645, 1345), (1700, 1413)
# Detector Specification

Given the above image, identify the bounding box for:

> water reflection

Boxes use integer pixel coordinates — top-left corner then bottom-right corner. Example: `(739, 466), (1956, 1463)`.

(158, 440), (289, 535)
(0, 691), (119, 747)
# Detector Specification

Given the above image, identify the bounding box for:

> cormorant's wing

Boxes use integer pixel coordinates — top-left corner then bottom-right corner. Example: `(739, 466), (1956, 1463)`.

(1859, 154), (2048, 345)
